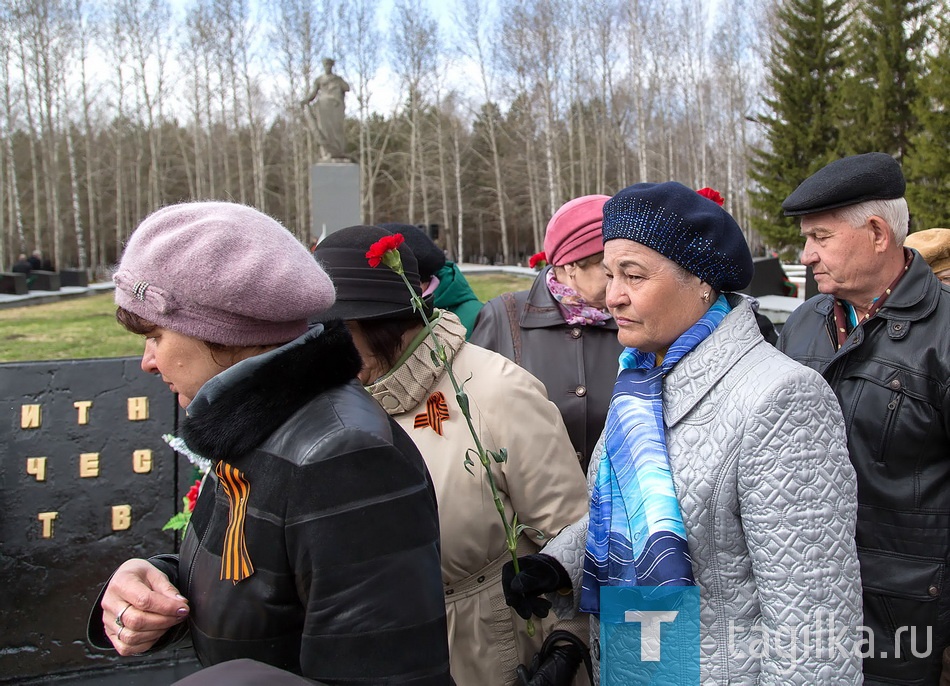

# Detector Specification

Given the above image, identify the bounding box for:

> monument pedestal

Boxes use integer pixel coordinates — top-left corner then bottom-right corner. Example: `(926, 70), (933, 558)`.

(310, 163), (360, 242)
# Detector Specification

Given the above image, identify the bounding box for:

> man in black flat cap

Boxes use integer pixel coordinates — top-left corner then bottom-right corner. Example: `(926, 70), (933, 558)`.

(778, 152), (950, 686)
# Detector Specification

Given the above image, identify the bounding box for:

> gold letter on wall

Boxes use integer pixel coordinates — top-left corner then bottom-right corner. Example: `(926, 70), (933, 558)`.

(26, 457), (47, 481)
(132, 449), (153, 474)
(127, 397), (149, 421)
(21, 404), (42, 429)
(74, 400), (93, 425)
(112, 505), (132, 531)
(79, 453), (100, 478)
(38, 511), (58, 538)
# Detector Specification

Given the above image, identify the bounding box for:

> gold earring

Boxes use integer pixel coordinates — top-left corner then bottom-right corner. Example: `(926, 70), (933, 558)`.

(702, 291), (710, 303)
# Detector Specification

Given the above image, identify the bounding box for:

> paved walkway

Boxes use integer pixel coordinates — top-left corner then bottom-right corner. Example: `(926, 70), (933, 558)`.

(0, 263), (531, 311)
(0, 281), (115, 310)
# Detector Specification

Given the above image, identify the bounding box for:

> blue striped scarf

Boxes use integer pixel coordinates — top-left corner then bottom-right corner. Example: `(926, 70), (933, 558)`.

(581, 295), (731, 614)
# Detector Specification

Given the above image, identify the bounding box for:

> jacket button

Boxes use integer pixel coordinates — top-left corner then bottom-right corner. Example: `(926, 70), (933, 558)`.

(380, 395), (400, 411)
(929, 585), (940, 597)
(445, 588), (454, 596)
(575, 385), (587, 397)
(889, 379), (901, 390)
(571, 327), (582, 339)
(476, 575), (485, 583)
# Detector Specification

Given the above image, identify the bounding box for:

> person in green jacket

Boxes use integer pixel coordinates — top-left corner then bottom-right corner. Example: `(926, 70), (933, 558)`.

(380, 223), (483, 338)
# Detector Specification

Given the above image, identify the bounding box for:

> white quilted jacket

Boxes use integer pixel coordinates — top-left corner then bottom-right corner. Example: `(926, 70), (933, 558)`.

(544, 297), (864, 685)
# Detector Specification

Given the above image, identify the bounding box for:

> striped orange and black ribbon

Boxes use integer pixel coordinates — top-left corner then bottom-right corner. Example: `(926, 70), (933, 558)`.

(414, 391), (450, 436)
(214, 461), (254, 584)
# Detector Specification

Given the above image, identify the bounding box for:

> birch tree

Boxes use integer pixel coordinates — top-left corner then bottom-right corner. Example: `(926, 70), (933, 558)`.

(391, 0), (439, 224)
(338, 0), (386, 225)
(456, 0), (509, 261)
(0, 16), (27, 259)
(118, 0), (172, 210)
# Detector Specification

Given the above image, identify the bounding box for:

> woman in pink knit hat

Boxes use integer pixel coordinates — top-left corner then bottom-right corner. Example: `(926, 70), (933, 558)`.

(471, 195), (623, 473)
(86, 202), (451, 684)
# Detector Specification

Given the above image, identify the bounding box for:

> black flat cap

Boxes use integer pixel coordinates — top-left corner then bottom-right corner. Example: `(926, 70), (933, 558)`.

(782, 152), (905, 217)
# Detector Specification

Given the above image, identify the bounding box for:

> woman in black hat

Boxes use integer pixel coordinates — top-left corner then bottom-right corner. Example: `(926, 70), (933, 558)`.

(313, 225), (591, 686)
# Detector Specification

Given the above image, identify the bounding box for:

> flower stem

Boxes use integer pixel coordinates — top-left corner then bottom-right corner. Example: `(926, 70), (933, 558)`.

(397, 271), (536, 637)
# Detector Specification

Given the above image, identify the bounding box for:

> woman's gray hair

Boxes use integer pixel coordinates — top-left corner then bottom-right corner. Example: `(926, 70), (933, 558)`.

(832, 198), (909, 245)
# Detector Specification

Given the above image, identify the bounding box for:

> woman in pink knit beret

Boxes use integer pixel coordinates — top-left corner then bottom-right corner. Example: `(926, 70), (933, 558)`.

(87, 201), (452, 684)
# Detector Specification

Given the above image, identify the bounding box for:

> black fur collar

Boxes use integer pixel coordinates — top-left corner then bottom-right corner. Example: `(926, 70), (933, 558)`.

(180, 320), (362, 462)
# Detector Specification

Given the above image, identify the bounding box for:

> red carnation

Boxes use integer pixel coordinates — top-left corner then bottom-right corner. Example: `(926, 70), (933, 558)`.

(696, 187), (725, 206)
(366, 233), (406, 268)
(186, 479), (201, 512)
(528, 251), (547, 270)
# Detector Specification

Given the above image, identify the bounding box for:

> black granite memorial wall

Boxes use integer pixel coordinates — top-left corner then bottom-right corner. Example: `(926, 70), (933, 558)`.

(0, 358), (198, 683)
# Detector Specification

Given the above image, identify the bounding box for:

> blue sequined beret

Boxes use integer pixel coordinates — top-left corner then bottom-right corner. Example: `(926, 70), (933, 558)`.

(602, 181), (754, 292)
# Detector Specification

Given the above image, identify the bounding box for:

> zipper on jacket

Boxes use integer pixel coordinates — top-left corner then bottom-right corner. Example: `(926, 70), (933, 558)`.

(186, 476), (220, 593)
(877, 389), (904, 463)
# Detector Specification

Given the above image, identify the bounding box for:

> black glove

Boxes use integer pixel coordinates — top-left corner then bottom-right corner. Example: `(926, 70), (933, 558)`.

(502, 553), (571, 621)
(516, 630), (591, 686)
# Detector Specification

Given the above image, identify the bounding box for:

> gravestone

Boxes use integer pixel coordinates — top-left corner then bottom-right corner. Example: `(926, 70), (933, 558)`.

(0, 272), (28, 295)
(60, 269), (90, 288)
(30, 270), (61, 291)
(805, 267), (819, 300)
(0, 358), (197, 683)
(740, 257), (794, 298)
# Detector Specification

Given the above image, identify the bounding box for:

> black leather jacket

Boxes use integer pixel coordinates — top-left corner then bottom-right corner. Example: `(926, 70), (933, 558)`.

(779, 254), (950, 686)
(470, 267), (622, 472)
(90, 322), (451, 684)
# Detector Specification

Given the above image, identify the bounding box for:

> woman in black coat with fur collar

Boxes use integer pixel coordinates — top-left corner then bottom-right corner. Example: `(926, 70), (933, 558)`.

(87, 202), (451, 684)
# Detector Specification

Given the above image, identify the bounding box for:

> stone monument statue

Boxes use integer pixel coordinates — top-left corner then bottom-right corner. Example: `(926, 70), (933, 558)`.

(301, 57), (351, 162)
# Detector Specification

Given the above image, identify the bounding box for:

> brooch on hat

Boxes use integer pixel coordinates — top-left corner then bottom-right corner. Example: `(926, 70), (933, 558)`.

(414, 391), (450, 435)
(132, 280), (149, 301)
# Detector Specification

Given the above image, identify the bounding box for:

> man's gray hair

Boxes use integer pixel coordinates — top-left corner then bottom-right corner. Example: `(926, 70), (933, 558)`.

(832, 198), (909, 245)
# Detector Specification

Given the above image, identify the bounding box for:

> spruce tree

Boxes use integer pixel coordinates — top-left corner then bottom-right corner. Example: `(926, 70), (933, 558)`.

(749, 0), (849, 253)
(838, 0), (934, 160)
(905, 7), (950, 230)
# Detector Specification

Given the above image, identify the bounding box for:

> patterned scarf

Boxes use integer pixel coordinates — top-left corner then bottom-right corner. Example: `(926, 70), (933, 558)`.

(545, 268), (612, 326)
(581, 295), (731, 614)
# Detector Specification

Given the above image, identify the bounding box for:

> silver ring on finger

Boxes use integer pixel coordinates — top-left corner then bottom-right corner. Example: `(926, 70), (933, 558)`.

(117, 626), (125, 643)
(115, 603), (132, 628)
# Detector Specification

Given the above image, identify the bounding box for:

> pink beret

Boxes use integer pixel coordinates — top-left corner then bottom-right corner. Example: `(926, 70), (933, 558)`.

(543, 195), (611, 266)
(114, 202), (336, 346)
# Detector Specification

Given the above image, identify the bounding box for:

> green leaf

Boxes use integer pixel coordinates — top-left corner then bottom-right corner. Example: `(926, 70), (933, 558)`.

(456, 392), (470, 416)
(162, 512), (191, 531)
(490, 447), (508, 464)
(515, 524), (546, 541)
(463, 448), (477, 476)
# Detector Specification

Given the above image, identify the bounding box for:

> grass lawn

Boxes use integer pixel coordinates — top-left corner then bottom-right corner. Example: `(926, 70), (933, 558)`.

(0, 272), (534, 362)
